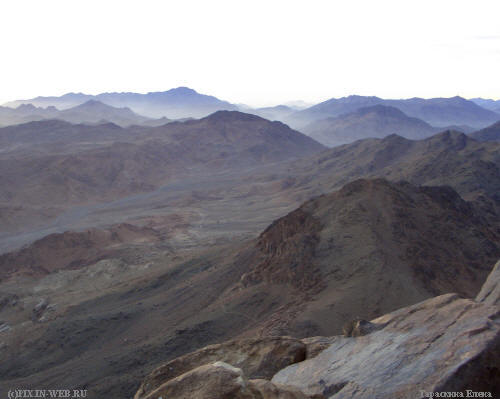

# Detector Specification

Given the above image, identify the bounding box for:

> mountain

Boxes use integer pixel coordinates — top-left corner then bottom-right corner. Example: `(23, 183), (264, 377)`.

(283, 100), (314, 109)
(0, 104), (59, 126)
(470, 97), (500, 111)
(4, 87), (238, 119)
(287, 95), (499, 129)
(134, 262), (500, 399)
(56, 100), (157, 126)
(231, 179), (500, 336)
(0, 111), (324, 208)
(4, 92), (93, 110)
(470, 120), (500, 142)
(286, 95), (382, 128)
(249, 105), (296, 121)
(0, 101), (169, 127)
(0, 119), (124, 153)
(281, 130), (500, 204)
(302, 105), (437, 147)
(1, 179), (498, 398)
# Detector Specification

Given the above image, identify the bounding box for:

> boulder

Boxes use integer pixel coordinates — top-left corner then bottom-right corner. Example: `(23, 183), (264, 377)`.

(134, 336), (306, 399)
(138, 361), (318, 399)
(272, 292), (500, 398)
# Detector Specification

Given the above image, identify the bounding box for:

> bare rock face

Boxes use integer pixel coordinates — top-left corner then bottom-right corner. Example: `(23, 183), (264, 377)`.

(272, 291), (500, 398)
(134, 336), (306, 399)
(300, 336), (338, 359)
(137, 361), (318, 399)
(476, 260), (500, 306)
(341, 319), (383, 337)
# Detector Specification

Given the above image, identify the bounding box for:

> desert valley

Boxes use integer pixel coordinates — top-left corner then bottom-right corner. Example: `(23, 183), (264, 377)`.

(0, 86), (498, 398)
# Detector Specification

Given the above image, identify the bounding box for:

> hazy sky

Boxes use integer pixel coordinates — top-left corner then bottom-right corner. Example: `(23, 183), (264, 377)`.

(1, 0), (499, 107)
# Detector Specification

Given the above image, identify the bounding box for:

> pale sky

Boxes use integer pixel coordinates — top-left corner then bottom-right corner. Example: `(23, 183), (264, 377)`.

(1, 0), (499, 107)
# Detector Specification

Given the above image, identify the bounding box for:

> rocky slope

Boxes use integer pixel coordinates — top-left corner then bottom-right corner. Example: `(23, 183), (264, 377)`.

(231, 179), (500, 337)
(470, 120), (500, 142)
(0, 111), (324, 208)
(272, 271), (500, 398)
(0, 224), (161, 281)
(133, 259), (500, 399)
(281, 130), (500, 204)
(1, 179), (498, 398)
(0, 119), (124, 153)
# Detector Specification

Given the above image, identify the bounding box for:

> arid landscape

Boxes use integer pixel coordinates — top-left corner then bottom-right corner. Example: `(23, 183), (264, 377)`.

(0, 88), (499, 398)
(1, 1), (500, 398)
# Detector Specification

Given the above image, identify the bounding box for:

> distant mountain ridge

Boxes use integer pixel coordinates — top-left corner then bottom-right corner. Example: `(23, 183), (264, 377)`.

(249, 105), (296, 121)
(0, 111), (325, 208)
(279, 130), (500, 206)
(302, 105), (439, 147)
(4, 87), (238, 119)
(0, 100), (171, 127)
(286, 95), (499, 129)
(470, 120), (500, 142)
(470, 97), (500, 111)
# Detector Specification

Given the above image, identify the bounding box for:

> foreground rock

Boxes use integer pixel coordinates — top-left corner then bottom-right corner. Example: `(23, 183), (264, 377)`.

(476, 260), (500, 306)
(272, 292), (500, 398)
(135, 260), (500, 399)
(138, 361), (318, 399)
(134, 336), (306, 399)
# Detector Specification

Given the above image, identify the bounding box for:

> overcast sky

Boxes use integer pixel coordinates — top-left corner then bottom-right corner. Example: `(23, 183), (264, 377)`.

(1, 0), (499, 107)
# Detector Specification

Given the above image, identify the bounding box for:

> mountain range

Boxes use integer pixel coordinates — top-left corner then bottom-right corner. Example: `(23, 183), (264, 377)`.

(4, 89), (500, 131)
(0, 100), (172, 127)
(277, 130), (500, 206)
(471, 97), (500, 111)
(286, 95), (500, 129)
(0, 111), (323, 219)
(301, 105), (440, 146)
(4, 87), (238, 119)
(0, 95), (499, 399)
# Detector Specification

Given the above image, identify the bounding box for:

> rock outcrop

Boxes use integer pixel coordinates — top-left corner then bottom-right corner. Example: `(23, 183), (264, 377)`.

(135, 259), (500, 399)
(272, 288), (500, 398)
(137, 361), (318, 399)
(134, 336), (307, 399)
(476, 260), (500, 306)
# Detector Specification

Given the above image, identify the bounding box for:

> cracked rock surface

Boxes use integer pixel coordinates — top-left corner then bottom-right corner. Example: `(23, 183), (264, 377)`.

(272, 291), (500, 398)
